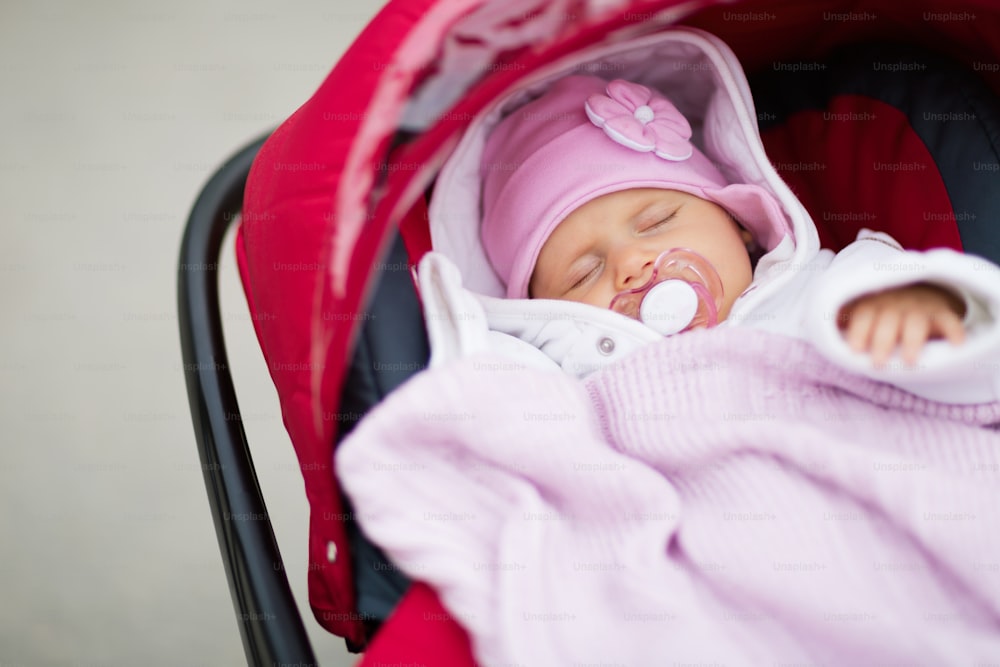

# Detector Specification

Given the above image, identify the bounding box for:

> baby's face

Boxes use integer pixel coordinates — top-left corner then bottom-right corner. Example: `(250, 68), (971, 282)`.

(529, 188), (753, 322)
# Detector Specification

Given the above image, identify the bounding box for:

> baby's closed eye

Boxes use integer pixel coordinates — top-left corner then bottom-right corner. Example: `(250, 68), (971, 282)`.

(568, 260), (602, 292)
(638, 211), (677, 233)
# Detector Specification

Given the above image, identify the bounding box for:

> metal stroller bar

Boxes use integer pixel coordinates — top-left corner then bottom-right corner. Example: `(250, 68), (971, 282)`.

(177, 133), (317, 665)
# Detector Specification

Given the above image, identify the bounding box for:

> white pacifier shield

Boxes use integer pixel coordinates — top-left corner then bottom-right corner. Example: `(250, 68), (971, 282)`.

(638, 279), (699, 336)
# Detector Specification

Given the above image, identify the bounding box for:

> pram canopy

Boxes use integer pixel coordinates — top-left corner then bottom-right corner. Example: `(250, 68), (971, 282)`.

(237, 0), (1000, 657)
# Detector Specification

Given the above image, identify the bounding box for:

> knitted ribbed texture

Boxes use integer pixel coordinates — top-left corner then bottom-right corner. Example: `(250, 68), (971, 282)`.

(336, 328), (1000, 666)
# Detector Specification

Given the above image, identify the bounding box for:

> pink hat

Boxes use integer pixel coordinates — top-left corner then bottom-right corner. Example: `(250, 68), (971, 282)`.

(480, 75), (789, 299)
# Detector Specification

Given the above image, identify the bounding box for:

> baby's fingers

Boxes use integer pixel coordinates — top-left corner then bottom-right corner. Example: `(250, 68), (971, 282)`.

(869, 309), (903, 367)
(899, 312), (931, 366)
(931, 310), (966, 346)
(842, 303), (877, 353)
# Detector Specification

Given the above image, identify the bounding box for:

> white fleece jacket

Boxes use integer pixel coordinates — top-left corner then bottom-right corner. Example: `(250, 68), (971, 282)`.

(418, 234), (1000, 405)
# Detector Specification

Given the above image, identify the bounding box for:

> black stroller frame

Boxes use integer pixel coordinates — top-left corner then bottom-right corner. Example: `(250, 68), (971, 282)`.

(176, 134), (317, 665)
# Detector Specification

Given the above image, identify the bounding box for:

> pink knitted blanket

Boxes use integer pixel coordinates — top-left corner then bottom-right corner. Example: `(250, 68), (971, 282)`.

(336, 328), (1000, 666)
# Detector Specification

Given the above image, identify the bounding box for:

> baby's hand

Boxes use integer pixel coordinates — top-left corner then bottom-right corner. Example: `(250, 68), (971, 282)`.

(837, 283), (966, 367)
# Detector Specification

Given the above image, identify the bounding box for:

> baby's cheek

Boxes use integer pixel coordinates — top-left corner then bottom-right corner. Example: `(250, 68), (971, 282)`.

(582, 284), (613, 310)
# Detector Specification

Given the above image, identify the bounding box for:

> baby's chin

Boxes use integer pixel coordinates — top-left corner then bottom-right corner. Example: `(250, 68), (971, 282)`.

(716, 302), (734, 323)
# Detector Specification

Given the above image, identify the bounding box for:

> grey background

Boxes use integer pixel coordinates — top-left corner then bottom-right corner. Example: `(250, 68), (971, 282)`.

(1, 0), (387, 664)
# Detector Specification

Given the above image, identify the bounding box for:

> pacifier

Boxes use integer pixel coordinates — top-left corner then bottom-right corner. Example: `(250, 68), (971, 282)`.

(609, 249), (724, 336)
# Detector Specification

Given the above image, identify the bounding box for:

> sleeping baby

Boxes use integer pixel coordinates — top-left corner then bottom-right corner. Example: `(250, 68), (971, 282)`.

(481, 75), (969, 367)
(426, 73), (1000, 403)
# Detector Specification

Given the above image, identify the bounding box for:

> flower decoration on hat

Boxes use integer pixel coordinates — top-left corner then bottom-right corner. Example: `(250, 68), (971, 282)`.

(584, 79), (693, 161)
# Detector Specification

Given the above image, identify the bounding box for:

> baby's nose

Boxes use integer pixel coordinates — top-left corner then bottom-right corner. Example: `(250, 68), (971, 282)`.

(614, 248), (655, 289)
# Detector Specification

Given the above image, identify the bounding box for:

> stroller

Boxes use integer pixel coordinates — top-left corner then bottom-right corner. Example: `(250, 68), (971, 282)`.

(178, 0), (1000, 663)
